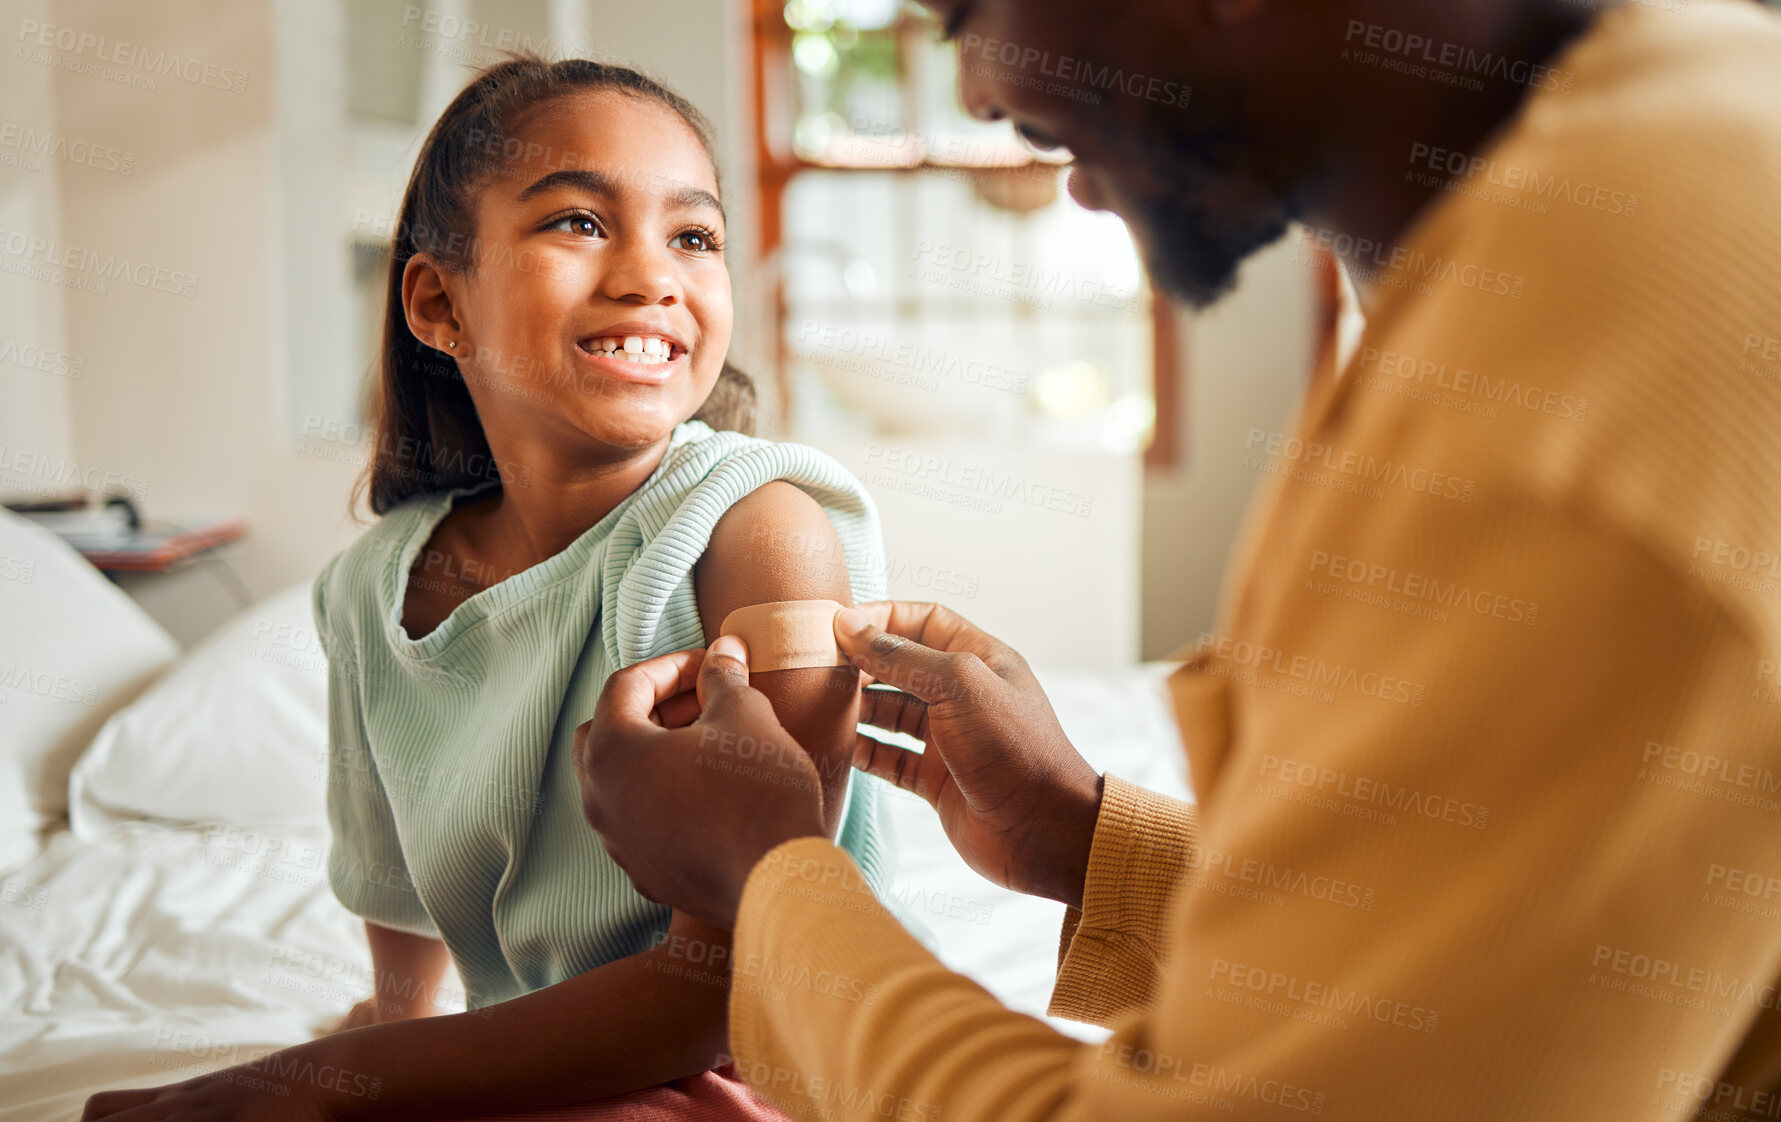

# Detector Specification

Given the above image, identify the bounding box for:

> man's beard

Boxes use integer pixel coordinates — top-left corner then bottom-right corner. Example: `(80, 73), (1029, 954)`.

(1114, 82), (1308, 309)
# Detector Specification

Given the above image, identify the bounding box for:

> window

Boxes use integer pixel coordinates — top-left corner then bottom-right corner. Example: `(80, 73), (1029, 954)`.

(754, 0), (1164, 457)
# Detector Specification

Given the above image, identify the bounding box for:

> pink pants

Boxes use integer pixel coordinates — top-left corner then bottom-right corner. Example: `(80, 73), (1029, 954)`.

(449, 1065), (793, 1122)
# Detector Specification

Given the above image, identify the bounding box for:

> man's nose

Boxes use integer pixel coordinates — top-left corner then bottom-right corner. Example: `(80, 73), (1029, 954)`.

(956, 50), (1007, 124)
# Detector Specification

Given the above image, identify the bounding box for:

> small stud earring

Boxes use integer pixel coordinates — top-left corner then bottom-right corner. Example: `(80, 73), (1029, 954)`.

(446, 340), (458, 350)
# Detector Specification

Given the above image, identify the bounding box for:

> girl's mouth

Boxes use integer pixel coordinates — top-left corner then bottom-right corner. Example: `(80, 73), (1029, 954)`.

(575, 334), (687, 383)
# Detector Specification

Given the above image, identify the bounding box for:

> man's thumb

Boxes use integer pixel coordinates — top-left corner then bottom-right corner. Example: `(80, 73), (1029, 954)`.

(698, 634), (751, 709)
(833, 607), (946, 701)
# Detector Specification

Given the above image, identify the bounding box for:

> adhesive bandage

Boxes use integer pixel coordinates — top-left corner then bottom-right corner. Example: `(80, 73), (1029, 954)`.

(718, 599), (849, 672)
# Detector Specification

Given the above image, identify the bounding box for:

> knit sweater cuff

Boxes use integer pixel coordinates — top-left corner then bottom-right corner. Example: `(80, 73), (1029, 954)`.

(1047, 774), (1197, 1026)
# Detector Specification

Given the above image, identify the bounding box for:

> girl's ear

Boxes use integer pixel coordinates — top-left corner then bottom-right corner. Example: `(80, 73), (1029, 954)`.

(402, 252), (466, 352)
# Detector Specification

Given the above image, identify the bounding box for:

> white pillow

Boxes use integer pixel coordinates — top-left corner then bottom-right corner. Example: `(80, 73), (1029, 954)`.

(69, 580), (331, 835)
(0, 509), (178, 869)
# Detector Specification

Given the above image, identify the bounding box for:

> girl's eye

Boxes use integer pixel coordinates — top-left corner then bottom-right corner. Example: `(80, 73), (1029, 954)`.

(670, 229), (721, 254)
(548, 212), (601, 237)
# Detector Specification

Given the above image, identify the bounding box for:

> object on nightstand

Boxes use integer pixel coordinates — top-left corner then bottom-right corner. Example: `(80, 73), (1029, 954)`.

(13, 500), (246, 573)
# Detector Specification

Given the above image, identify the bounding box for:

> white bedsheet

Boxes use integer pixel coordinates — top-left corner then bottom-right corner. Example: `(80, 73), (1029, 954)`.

(0, 664), (1191, 1120)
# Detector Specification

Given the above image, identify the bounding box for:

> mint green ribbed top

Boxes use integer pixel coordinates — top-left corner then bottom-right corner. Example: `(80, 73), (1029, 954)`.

(311, 421), (895, 1009)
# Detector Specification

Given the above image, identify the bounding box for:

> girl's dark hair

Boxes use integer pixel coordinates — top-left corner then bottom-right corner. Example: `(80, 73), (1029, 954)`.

(358, 55), (755, 516)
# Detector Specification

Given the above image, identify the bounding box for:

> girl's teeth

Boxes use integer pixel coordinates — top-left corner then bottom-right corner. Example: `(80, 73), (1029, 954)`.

(584, 336), (674, 364)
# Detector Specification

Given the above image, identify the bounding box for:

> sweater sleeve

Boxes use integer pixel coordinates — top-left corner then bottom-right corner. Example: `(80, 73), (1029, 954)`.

(314, 560), (439, 938)
(1048, 776), (1198, 1025)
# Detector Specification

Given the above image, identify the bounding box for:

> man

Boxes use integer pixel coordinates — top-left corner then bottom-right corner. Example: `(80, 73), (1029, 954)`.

(578, 0), (1781, 1117)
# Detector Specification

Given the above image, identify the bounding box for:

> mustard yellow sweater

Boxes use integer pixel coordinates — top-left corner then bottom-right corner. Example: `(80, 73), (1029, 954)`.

(729, 3), (1781, 1118)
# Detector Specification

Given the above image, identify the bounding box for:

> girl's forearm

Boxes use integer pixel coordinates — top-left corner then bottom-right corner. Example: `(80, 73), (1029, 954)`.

(301, 915), (733, 1119)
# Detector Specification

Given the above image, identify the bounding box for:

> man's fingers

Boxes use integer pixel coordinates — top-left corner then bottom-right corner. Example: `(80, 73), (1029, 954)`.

(858, 686), (930, 742)
(597, 649), (706, 732)
(840, 600), (1007, 661)
(696, 634), (753, 711)
(834, 611), (960, 701)
(655, 689), (702, 729)
(852, 731), (947, 806)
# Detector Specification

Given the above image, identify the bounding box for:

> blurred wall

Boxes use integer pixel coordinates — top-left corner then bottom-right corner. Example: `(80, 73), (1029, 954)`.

(40, 0), (359, 644)
(0, 0), (76, 484)
(1140, 243), (1320, 659)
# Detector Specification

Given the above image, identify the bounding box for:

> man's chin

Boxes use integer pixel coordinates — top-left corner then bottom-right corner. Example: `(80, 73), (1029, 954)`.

(1129, 199), (1296, 311)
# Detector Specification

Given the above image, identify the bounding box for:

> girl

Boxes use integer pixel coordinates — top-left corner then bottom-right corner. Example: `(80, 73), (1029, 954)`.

(86, 56), (893, 1120)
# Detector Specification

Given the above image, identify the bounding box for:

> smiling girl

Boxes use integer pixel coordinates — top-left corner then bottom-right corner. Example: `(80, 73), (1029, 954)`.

(84, 57), (892, 1121)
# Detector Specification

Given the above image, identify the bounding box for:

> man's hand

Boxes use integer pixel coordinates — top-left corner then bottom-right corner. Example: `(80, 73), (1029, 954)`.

(837, 602), (1104, 909)
(575, 636), (829, 928)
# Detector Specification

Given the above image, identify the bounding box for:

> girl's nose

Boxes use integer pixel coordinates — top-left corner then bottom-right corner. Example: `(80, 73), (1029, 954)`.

(597, 238), (681, 305)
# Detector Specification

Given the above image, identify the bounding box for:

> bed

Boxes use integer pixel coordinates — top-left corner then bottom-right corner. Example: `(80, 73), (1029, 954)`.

(0, 509), (1193, 1119)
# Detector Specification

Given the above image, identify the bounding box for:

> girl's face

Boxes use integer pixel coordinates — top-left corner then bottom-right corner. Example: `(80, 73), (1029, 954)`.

(441, 90), (732, 456)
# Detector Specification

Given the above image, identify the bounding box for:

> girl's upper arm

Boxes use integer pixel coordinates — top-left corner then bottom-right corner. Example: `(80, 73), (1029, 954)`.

(693, 481), (861, 829)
